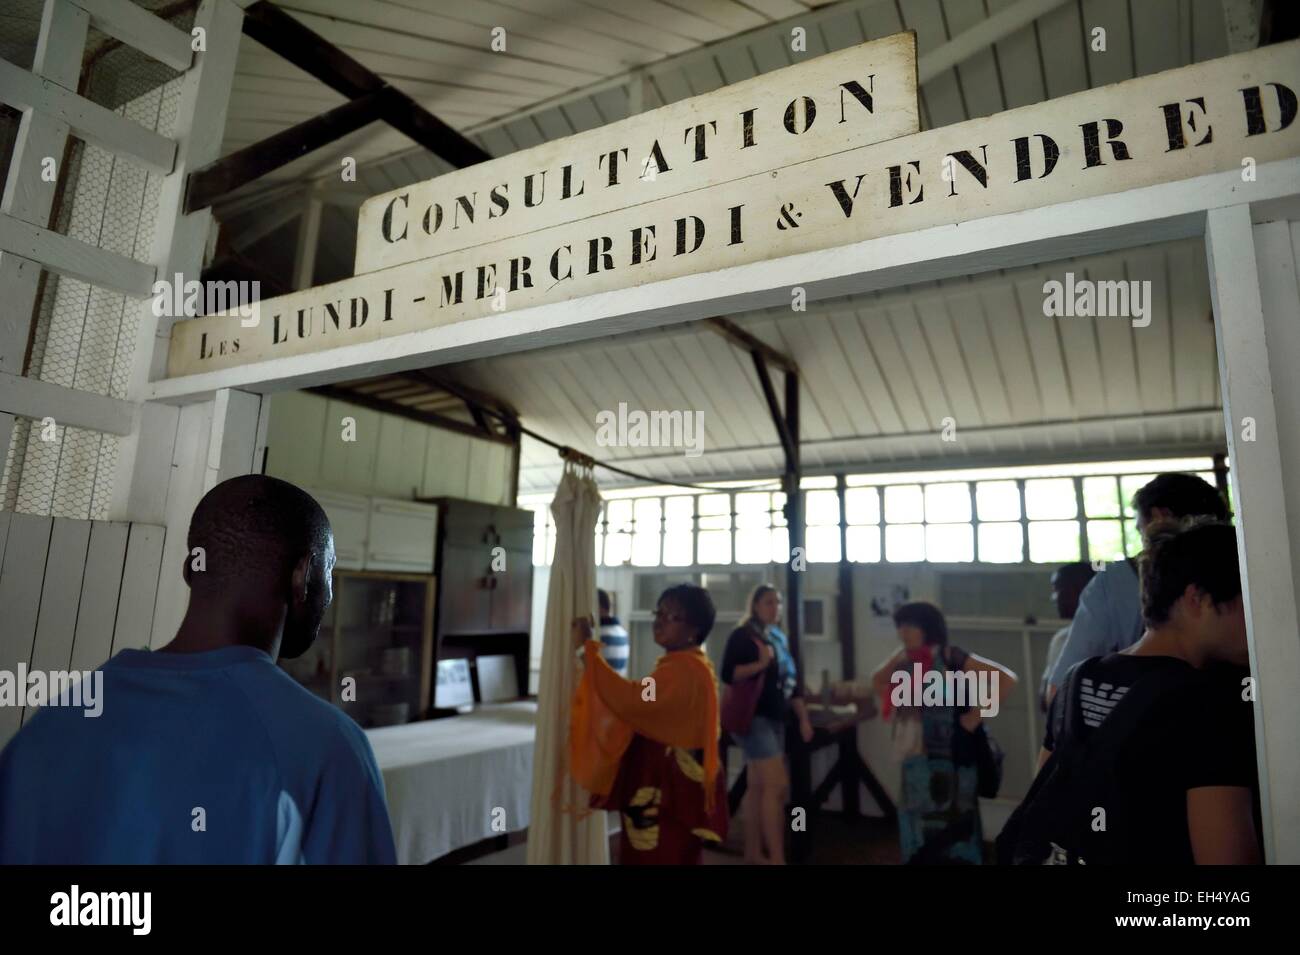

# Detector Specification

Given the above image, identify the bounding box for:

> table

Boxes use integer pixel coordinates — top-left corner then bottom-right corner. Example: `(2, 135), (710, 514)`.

(803, 702), (896, 819)
(365, 701), (537, 864)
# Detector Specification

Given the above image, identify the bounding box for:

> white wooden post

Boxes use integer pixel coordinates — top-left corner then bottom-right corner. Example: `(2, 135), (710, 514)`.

(1205, 204), (1300, 864)
(149, 386), (264, 644)
(93, 0), (255, 644)
(0, 0), (89, 375)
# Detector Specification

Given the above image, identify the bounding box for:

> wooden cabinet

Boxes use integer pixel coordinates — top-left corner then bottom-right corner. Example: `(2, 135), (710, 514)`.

(285, 494), (534, 710)
(313, 489), (370, 571)
(428, 498), (533, 636)
(307, 489), (437, 573)
(279, 571), (436, 729)
(423, 497), (534, 699)
(366, 499), (438, 572)
(439, 543), (493, 632)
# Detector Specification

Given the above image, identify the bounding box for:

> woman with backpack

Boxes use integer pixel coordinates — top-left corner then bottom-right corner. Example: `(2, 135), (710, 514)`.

(872, 601), (1018, 864)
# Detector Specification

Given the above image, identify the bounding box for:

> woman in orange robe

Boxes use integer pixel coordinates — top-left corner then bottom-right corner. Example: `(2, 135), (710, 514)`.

(569, 583), (728, 865)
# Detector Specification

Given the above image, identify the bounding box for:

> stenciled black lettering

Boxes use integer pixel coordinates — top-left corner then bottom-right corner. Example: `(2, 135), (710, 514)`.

(1080, 119), (1132, 168)
(381, 194), (409, 243)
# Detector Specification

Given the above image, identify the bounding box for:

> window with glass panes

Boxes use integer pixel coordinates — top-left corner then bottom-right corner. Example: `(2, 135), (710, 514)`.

(804, 478), (841, 563)
(524, 460), (1223, 568)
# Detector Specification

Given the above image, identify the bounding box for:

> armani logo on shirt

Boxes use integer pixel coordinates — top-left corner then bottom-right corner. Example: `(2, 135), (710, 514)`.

(1080, 678), (1129, 729)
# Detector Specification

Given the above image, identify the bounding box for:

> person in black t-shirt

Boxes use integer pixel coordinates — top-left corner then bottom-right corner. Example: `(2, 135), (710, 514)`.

(1038, 519), (1261, 864)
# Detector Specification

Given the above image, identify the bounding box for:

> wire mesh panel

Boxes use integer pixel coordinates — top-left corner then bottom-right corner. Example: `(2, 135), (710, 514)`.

(2, 26), (189, 518)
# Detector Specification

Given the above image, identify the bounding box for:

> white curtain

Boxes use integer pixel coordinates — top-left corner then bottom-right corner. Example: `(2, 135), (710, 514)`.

(526, 465), (608, 864)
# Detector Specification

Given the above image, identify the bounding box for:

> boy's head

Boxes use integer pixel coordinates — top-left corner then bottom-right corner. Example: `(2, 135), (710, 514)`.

(1051, 562), (1095, 619)
(1139, 519), (1247, 666)
(186, 475), (334, 659)
(1132, 473), (1228, 535)
(598, 588), (611, 617)
(653, 583), (715, 650)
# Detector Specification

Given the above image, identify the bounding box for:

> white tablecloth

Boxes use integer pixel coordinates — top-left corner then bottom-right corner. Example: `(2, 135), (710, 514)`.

(366, 702), (537, 864)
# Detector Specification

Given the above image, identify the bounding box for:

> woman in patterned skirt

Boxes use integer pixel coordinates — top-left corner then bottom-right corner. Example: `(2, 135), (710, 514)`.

(872, 601), (1017, 864)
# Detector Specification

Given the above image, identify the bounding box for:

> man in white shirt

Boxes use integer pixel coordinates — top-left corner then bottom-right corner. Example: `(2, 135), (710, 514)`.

(1045, 473), (1229, 704)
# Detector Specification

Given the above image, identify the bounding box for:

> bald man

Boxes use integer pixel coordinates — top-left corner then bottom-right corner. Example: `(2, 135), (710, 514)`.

(0, 475), (396, 864)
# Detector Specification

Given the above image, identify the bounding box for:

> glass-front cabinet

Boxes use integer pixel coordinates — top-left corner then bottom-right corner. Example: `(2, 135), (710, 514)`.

(280, 571), (436, 728)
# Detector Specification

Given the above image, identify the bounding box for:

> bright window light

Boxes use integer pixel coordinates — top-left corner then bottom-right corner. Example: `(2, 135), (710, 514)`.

(886, 524), (925, 562)
(925, 482), (971, 523)
(846, 525), (881, 562)
(1083, 476), (1120, 517)
(845, 486), (880, 524)
(976, 480), (1021, 521)
(1087, 520), (1125, 562)
(1028, 520), (1081, 563)
(978, 522), (1023, 563)
(807, 525), (841, 562)
(884, 485), (924, 524)
(927, 523), (974, 562)
(1025, 478), (1077, 520)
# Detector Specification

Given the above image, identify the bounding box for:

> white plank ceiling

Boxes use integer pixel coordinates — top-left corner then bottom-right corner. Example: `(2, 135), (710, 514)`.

(447, 238), (1224, 493)
(216, 0), (1232, 238)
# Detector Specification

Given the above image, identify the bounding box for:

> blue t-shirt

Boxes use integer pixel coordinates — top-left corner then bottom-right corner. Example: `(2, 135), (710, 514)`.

(1048, 559), (1144, 689)
(0, 645), (396, 864)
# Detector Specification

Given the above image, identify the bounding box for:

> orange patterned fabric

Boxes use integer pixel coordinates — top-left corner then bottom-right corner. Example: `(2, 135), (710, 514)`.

(569, 640), (721, 811)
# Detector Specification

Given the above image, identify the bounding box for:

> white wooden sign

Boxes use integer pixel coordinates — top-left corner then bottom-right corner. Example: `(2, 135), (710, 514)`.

(353, 32), (920, 274)
(167, 40), (1300, 378)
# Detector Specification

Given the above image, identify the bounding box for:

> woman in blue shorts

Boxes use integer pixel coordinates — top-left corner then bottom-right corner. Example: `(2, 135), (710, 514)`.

(721, 584), (812, 864)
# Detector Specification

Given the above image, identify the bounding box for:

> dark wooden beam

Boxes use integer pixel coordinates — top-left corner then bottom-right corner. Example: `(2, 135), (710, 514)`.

(752, 350), (795, 464)
(309, 384), (514, 446)
(185, 91), (386, 213)
(242, 1), (377, 98)
(508, 421), (522, 507)
(466, 402), (492, 434)
(705, 316), (797, 374)
(410, 369), (521, 422)
(835, 473), (856, 681)
(783, 368), (803, 697)
(782, 367), (811, 864)
(241, 1), (490, 168)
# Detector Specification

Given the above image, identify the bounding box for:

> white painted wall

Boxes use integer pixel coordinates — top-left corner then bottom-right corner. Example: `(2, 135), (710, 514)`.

(0, 513), (166, 750)
(262, 390), (514, 506)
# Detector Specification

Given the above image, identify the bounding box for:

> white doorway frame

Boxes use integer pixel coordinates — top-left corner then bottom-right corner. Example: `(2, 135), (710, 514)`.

(141, 154), (1300, 858)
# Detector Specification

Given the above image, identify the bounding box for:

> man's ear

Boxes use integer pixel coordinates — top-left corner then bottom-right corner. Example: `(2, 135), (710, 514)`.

(1183, 583), (1209, 616)
(291, 552), (313, 606)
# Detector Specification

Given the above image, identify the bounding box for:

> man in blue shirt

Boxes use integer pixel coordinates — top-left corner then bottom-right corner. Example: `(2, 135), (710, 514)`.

(1046, 473), (1229, 703)
(0, 475), (397, 864)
